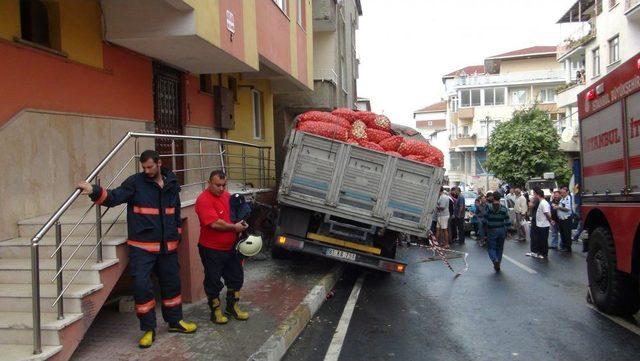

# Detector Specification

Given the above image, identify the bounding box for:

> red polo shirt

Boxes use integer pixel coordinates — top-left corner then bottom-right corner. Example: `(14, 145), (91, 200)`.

(195, 190), (237, 251)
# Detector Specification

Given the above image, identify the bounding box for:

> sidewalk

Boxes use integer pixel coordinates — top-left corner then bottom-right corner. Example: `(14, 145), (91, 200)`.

(71, 253), (342, 361)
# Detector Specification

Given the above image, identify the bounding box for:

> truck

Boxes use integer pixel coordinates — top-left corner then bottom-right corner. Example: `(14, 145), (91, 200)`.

(579, 52), (640, 316)
(274, 121), (445, 273)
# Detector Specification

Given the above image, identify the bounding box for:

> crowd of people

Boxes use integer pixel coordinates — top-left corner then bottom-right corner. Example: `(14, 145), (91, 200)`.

(433, 184), (581, 272)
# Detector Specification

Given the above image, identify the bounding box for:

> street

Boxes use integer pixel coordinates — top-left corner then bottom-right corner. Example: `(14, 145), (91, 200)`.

(283, 238), (640, 361)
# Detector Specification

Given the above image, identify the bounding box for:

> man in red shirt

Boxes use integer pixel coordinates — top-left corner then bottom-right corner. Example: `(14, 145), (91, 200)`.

(195, 170), (249, 324)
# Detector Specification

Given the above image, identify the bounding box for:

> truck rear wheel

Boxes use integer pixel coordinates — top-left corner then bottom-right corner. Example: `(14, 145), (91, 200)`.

(587, 227), (640, 316)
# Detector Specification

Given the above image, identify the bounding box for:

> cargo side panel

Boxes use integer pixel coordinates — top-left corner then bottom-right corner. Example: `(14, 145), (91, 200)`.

(626, 91), (640, 194)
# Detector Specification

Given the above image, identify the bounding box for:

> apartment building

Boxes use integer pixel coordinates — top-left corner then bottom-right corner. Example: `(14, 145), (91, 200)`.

(556, 0), (640, 152)
(442, 46), (565, 190)
(273, 0), (363, 180)
(414, 101), (449, 173)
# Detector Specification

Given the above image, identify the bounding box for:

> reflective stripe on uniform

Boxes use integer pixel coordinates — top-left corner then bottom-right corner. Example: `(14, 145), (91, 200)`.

(135, 299), (156, 314)
(165, 207), (175, 215)
(133, 206), (160, 215)
(162, 294), (182, 308)
(127, 240), (179, 253)
(95, 188), (108, 205)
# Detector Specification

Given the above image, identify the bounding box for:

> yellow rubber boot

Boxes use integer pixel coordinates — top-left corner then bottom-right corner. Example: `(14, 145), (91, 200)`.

(225, 290), (249, 321)
(138, 330), (155, 348)
(168, 320), (198, 333)
(210, 298), (228, 324)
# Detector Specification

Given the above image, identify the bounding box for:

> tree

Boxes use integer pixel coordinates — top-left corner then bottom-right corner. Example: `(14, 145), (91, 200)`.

(485, 106), (571, 188)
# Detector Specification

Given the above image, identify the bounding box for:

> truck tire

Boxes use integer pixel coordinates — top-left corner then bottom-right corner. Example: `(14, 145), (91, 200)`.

(587, 227), (640, 316)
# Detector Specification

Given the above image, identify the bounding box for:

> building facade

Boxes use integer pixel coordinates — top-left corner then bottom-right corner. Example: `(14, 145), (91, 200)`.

(273, 0), (363, 182)
(0, 0), (313, 241)
(556, 0), (640, 153)
(442, 46), (565, 191)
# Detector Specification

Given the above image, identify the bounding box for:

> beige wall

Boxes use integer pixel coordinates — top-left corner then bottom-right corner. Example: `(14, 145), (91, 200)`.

(499, 57), (561, 73)
(0, 110), (154, 241)
(181, 125), (223, 202)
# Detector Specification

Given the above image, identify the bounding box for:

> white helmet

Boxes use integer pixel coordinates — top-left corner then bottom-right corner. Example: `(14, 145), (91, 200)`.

(237, 234), (263, 257)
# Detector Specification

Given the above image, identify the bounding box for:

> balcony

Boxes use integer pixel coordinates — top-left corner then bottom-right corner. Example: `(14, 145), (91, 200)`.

(458, 107), (475, 120)
(626, 0), (640, 21)
(557, 20), (596, 61)
(555, 81), (586, 108)
(313, 0), (337, 32)
(101, 0), (257, 74)
(450, 135), (477, 148)
(455, 70), (564, 87)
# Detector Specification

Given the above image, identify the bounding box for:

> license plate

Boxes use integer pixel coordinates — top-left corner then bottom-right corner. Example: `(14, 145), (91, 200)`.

(325, 248), (357, 261)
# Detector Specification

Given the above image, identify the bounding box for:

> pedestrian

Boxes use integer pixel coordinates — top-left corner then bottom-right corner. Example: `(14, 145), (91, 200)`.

(527, 187), (554, 259)
(448, 188), (457, 245)
(472, 196), (489, 246)
(435, 186), (450, 248)
(549, 191), (561, 249)
(506, 187), (517, 208)
(453, 187), (466, 244)
(555, 186), (573, 252)
(195, 170), (250, 325)
(77, 150), (197, 348)
(486, 193), (512, 271)
(513, 188), (528, 242)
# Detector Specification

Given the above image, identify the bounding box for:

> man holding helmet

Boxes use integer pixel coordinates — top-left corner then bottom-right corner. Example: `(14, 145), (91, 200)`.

(195, 170), (250, 324)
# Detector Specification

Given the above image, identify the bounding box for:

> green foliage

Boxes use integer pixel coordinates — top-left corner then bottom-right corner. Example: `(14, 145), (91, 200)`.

(485, 106), (571, 188)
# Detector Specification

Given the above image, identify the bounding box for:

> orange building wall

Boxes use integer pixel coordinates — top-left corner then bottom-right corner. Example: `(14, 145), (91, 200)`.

(0, 40), (153, 126)
(218, 0), (246, 63)
(256, 0), (291, 73)
(184, 74), (214, 127)
(296, 26), (308, 86)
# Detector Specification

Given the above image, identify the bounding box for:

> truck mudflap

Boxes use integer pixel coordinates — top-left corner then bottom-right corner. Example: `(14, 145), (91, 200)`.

(275, 234), (407, 274)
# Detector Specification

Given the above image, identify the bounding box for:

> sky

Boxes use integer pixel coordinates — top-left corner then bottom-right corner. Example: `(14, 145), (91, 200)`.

(356, 0), (579, 127)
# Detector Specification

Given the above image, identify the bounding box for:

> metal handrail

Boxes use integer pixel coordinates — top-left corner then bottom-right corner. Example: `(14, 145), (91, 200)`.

(29, 131), (274, 354)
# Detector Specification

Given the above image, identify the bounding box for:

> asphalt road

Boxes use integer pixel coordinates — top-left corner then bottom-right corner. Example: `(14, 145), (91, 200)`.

(283, 237), (640, 361)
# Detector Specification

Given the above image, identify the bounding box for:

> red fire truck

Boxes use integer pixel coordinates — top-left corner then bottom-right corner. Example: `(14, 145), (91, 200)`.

(579, 52), (640, 316)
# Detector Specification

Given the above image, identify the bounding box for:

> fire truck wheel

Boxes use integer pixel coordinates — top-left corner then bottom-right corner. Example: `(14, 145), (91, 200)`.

(587, 227), (640, 316)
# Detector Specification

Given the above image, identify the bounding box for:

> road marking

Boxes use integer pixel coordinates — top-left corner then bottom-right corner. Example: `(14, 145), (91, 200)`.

(587, 304), (640, 337)
(323, 274), (365, 361)
(502, 255), (538, 274)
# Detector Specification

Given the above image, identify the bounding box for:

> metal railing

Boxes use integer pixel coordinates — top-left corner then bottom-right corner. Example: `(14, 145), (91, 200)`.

(455, 70), (565, 87)
(29, 132), (274, 354)
(557, 19), (596, 59)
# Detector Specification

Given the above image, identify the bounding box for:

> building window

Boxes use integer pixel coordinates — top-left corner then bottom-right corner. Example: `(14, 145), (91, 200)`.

(537, 88), (556, 103)
(483, 88), (505, 106)
(593, 47), (601, 77)
(297, 0), (303, 27)
(460, 89), (481, 107)
(609, 36), (620, 65)
(450, 152), (463, 171)
(475, 151), (487, 175)
(20, 0), (51, 47)
(511, 89), (527, 105)
(251, 90), (263, 140)
(273, 0), (287, 13)
(427, 120), (433, 126)
(450, 97), (458, 112)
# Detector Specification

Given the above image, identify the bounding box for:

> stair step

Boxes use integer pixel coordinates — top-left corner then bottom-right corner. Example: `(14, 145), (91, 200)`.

(0, 237), (123, 260)
(18, 205), (128, 239)
(0, 344), (62, 361)
(0, 311), (83, 331)
(0, 258), (119, 273)
(0, 283), (103, 313)
(0, 268), (101, 285)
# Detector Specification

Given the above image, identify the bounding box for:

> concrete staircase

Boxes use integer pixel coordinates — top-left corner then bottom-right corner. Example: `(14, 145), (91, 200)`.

(0, 206), (129, 361)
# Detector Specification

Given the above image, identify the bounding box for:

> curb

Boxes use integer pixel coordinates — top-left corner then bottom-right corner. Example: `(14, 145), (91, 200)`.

(248, 265), (344, 361)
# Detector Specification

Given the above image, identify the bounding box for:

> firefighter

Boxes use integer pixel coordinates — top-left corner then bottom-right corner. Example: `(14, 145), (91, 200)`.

(78, 150), (197, 348)
(195, 170), (249, 325)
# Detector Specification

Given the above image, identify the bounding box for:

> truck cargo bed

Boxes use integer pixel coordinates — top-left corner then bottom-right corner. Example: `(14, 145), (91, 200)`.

(278, 131), (444, 238)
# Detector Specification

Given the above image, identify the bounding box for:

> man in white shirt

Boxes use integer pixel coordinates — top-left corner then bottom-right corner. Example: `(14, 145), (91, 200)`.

(526, 187), (554, 259)
(555, 186), (573, 252)
(436, 186), (450, 248)
(513, 188), (528, 242)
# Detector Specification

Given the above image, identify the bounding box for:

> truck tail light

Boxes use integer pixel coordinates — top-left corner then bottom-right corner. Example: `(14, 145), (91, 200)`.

(378, 260), (406, 273)
(277, 236), (303, 249)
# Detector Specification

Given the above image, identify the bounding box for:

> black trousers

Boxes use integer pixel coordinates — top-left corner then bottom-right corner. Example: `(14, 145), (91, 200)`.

(198, 245), (244, 299)
(129, 247), (183, 331)
(558, 218), (572, 250)
(453, 217), (465, 243)
(531, 226), (549, 256)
